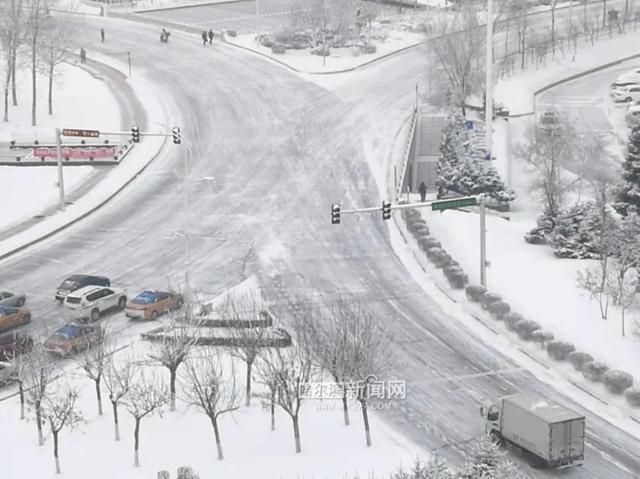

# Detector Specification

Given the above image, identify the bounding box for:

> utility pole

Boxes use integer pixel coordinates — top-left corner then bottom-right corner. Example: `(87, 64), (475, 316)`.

(479, 195), (487, 287)
(55, 128), (65, 212)
(485, 0), (494, 162)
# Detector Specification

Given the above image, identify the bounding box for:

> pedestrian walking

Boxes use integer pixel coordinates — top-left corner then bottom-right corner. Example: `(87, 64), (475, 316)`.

(208, 29), (214, 44)
(100, 28), (105, 43)
(201, 30), (208, 45)
(79, 47), (86, 64)
(419, 181), (427, 202)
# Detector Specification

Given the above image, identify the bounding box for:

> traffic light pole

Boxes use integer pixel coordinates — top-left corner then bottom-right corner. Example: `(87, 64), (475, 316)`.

(479, 196), (487, 287)
(55, 128), (66, 212)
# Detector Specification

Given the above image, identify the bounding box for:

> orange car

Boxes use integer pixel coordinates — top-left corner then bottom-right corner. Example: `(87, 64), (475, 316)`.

(0, 306), (31, 333)
(124, 290), (183, 320)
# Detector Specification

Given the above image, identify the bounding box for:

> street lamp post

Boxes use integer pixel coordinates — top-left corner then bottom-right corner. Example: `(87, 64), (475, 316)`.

(55, 128), (66, 212)
(485, 0), (494, 163)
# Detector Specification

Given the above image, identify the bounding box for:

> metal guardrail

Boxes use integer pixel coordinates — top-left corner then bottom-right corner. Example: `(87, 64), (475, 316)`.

(395, 106), (418, 200)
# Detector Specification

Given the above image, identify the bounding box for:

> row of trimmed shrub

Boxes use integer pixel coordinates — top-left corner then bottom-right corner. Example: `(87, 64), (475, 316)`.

(465, 284), (640, 407)
(401, 208), (469, 290)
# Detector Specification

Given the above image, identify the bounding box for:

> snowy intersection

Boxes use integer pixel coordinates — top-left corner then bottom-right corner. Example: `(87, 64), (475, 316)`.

(2, 1), (640, 478)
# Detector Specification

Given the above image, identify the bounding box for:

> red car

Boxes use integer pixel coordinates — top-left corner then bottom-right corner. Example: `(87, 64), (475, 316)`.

(43, 323), (104, 357)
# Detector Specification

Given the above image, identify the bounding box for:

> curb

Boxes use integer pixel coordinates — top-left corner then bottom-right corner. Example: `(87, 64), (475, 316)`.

(0, 61), (169, 263)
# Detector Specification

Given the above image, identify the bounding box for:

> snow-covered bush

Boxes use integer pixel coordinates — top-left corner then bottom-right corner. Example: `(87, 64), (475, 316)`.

(568, 352), (594, 371)
(426, 246), (443, 260)
(503, 312), (525, 329)
(582, 361), (609, 382)
(530, 329), (554, 347)
(431, 250), (452, 267)
(479, 292), (502, 309)
(447, 270), (469, 289)
(271, 43), (286, 54)
(514, 320), (541, 339)
(524, 209), (555, 244)
(550, 202), (615, 259)
(418, 236), (441, 251)
(407, 218), (427, 230)
(311, 46), (331, 56)
(547, 341), (575, 361)
(411, 224), (430, 237)
(403, 208), (420, 221)
(624, 389), (640, 407)
(487, 300), (510, 319)
(603, 370), (634, 394)
(465, 284), (487, 301)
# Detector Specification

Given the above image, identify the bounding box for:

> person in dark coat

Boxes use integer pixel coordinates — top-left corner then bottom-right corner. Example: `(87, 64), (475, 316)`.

(100, 28), (105, 42)
(79, 47), (86, 63)
(418, 181), (427, 202)
(208, 29), (214, 44)
(202, 30), (208, 45)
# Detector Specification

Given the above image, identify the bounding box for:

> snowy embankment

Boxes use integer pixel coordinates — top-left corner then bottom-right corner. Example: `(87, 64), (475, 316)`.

(0, 280), (423, 479)
(495, 29), (640, 115)
(0, 53), (167, 258)
(0, 64), (119, 232)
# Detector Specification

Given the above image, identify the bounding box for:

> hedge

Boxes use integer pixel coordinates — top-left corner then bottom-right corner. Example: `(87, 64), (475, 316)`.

(567, 352), (593, 372)
(426, 246), (443, 260)
(418, 236), (441, 251)
(403, 209), (420, 221)
(603, 370), (634, 395)
(547, 341), (575, 361)
(530, 330), (554, 346)
(582, 361), (609, 382)
(447, 270), (469, 289)
(503, 312), (525, 329)
(514, 320), (541, 340)
(465, 285), (487, 301)
(411, 224), (430, 237)
(479, 293), (502, 310)
(624, 389), (640, 407)
(487, 300), (511, 319)
(407, 218), (427, 229)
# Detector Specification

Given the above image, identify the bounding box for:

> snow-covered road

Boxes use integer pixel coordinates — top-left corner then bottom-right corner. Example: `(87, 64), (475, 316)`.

(0, 13), (638, 478)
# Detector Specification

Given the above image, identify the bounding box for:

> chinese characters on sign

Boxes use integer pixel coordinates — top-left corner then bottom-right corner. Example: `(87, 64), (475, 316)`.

(33, 147), (116, 159)
(299, 376), (406, 401)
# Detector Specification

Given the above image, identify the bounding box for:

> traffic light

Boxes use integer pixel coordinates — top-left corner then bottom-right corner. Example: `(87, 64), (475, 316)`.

(131, 125), (140, 143)
(172, 126), (181, 145)
(331, 204), (341, 225)
(382, 200), (391, 220)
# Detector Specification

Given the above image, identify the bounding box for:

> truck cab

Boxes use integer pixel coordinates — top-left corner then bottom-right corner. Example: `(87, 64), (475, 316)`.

(480, 404), (501, 441)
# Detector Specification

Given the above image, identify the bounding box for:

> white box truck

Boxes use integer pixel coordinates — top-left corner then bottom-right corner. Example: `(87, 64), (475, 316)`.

(481, 393), (585, 468)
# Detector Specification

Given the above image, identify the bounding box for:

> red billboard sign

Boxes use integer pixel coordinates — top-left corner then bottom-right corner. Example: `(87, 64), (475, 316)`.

(33, 147), (116, 159)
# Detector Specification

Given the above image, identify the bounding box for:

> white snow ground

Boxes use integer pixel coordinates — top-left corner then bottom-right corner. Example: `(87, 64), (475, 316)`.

(0, 281), (424, 479)
(0, 63), (120, 231)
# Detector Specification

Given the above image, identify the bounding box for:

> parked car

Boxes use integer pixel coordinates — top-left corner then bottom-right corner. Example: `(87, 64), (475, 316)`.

(64, 286), (127, 322)
(610, 80), (640, 97)
(538, 110), (561, 131)
(43, 323), (104, 357)
(0, 291), (26, 308)
(616, 69), (640, 83)
(626, 104), (640, 126)
(0, 306), (31, 333)
(55, 274), (110, 301)
(612, 84), (640, 103)
(125, 290), (184, 320)
(0, 332), (34, 361)
(0, 360), (17, 387)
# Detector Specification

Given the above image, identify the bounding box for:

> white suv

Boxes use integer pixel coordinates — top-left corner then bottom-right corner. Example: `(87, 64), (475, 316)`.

(64, 286), (127, 322)
(612, 85), (640, 103)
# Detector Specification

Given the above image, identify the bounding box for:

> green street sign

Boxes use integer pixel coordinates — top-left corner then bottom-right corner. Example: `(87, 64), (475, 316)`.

(431, 197), (477, 211)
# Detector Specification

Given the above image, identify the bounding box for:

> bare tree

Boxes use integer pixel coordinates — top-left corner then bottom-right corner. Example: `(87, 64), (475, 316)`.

(606, 261), (637, 336)
(78, 341), (109, 416)
(577, 266), (612, 320)
(181, 350), (239, 460)
(42, 385), (82, 474)
(255, 353), (279, 431)
(148, 322), (195, 411)
(257, 340), (314, 453)
(343, 304), (391, 447)
(1, 0), (25, 121)
(511, 0), (530, 69)
(429, 9), (485, 115)
(102, 353), (135, 441)
(40, 12), (72, 115)
(220, 290), (268, 407)
(25, 0), (49, 126)
(23, 353), (56, 446)
(123, 374), (168, 467)
(516, 119), (576, 229)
